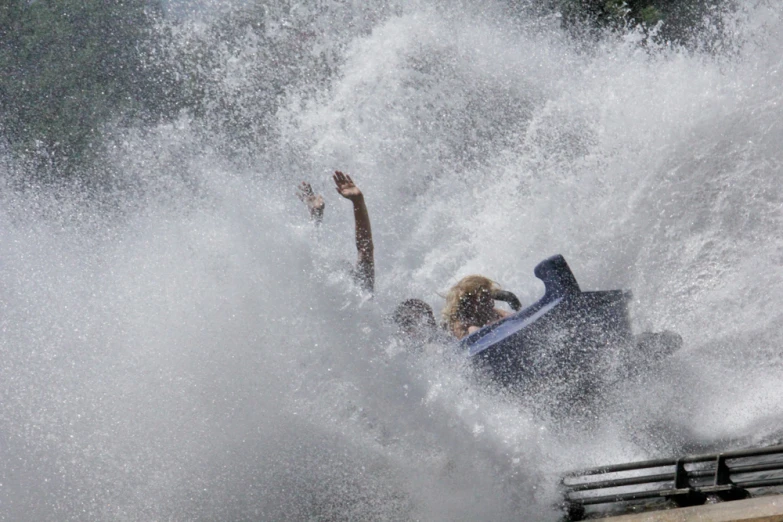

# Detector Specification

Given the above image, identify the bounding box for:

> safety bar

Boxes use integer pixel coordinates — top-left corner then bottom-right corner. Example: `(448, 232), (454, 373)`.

(561, 444), (783, 521)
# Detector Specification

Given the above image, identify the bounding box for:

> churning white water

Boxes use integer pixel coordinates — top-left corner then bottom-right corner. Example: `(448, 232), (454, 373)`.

(1, 0), (782, 520)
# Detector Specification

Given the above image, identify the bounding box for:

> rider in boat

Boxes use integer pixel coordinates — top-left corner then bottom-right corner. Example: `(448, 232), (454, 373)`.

(298, 171), (374, 293)
(442, 275), (516, 339)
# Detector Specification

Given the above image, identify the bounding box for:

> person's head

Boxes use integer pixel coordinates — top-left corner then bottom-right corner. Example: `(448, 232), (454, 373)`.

(442, 275), (500, 335)
(392, 299), (437, 341)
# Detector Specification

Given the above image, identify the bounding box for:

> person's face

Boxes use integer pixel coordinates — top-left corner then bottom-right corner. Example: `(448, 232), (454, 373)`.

(476, 290), (494, 314)
(395, 312), (434, 345)
(463, 289), (494, 321)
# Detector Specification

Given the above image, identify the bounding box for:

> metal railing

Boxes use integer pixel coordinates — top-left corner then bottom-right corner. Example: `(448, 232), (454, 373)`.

(562, 444), (783, 520)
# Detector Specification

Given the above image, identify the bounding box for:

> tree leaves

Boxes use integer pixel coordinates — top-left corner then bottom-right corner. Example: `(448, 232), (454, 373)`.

(0, 0), (166, 177)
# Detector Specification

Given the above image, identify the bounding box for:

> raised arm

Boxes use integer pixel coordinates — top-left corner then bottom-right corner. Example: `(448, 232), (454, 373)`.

(333, 171), (374, 292)
(297, 181), (325, 225)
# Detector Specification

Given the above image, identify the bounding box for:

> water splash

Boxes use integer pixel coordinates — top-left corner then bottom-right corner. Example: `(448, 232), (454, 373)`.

(1, 0), (782, 520)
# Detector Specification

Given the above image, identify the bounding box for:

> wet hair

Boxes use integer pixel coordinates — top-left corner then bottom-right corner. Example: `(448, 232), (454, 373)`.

(441, 275), (500, 337)
(392, 299), (436, 332)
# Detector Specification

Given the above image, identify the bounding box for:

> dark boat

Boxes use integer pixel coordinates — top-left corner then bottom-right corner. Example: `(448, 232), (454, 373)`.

(459, 255), (680, 401)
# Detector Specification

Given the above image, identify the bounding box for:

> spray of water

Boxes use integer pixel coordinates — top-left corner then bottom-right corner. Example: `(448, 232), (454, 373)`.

(1, 0), (782, 519)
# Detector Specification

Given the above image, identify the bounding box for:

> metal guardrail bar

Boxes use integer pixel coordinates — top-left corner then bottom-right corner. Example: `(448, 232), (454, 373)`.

(564, 444), (783, 478)
(562, 445), (783, 520)
(570, 478), (783, 506)
(692, 445), (783, 461)
(567, 472), (674, 491)
(685, 461), (783, 480)
(567, 461), (783, 493)
(733, 478), (783, 489)
(574, 489), (675, 506)
(564, 458), (677, 477)
(568, 476), (783, 507)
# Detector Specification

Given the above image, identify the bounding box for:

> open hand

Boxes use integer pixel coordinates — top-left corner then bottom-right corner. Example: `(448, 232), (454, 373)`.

(298, 181), (325, 221)
(333, 171), (363, 201)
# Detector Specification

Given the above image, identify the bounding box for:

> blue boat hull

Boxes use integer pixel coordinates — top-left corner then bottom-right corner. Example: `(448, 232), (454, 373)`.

(460, 255), (674, 400)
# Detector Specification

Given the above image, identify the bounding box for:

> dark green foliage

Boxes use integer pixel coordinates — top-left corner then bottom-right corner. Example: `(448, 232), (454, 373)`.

(0, 0), (170, 176)
(556, 0), (732, 45)
(0, 0), (738, 183)
(0, 0), (355, 177)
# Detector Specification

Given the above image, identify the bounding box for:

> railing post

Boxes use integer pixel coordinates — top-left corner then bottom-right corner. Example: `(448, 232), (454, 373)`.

(715, 454), (731, 486)
(704, 454), (750, 503)
(560, 445), (783, 517)
(671, 459), (706, 507)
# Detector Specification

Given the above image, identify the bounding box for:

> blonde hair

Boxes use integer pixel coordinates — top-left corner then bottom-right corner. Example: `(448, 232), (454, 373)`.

(442, 275), (500, 337)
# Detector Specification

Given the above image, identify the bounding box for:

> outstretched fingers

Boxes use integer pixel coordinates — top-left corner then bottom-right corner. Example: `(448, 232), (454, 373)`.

(298, 181), (314, 201)
(333, 170), (356, 192)
(332, 171), (343, 193)
(333, 170), (364, 201)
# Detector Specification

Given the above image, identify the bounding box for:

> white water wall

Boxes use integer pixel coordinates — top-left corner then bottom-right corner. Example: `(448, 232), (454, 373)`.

(1, 1), (782, 520)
